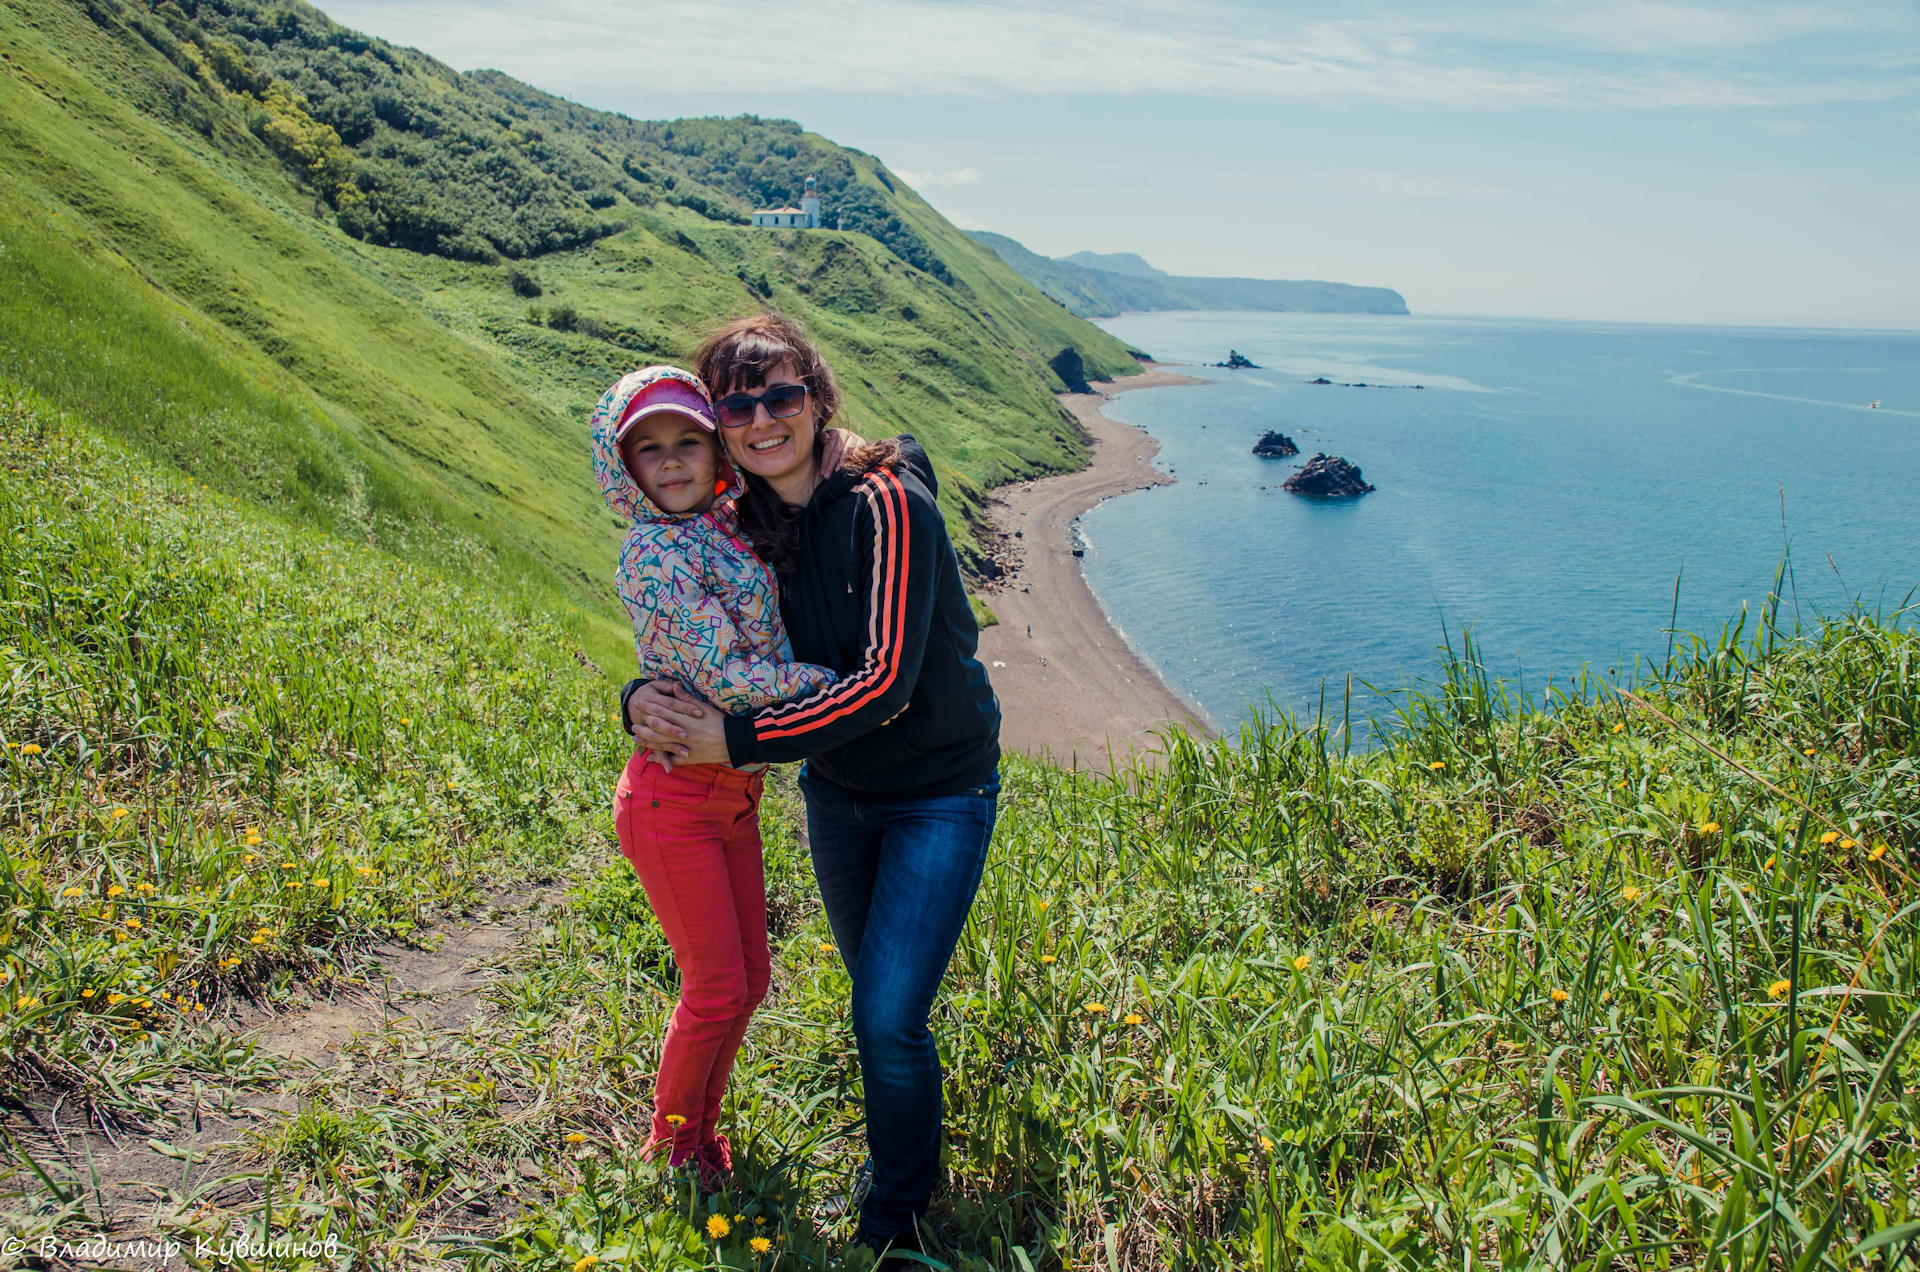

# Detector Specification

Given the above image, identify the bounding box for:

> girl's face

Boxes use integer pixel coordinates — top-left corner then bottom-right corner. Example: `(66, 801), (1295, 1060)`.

(719, 360), (818, 487)
(619, 414), (719, 514)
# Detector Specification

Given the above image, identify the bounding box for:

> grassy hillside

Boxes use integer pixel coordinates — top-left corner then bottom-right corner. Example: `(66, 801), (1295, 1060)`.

(971, 232), (1410, 319)
(0, 0), (1139, 661)
(4, 388), (1915, 1268)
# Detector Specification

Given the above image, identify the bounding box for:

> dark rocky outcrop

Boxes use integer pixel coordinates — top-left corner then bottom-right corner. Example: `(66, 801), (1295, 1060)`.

(1282, 454), (1375, 498)
(1050, 346), (1094, 394)
(1252, 430), (1300, 458)
(1214, 350), (1260, 369)
(1308, 376), (1332, 385)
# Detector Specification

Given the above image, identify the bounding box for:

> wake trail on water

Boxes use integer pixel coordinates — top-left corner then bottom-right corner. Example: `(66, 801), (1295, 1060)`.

(1669, 369), (1919, 419)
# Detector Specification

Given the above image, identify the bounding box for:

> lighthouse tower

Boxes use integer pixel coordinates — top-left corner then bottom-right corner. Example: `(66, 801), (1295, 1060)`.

(800, 177), (821, 229)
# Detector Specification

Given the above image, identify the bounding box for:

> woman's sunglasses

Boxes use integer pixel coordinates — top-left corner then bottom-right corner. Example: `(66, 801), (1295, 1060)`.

(714, 383), (809, 429)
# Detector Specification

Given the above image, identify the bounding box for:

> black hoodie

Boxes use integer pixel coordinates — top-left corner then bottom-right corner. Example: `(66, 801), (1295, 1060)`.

(624, 437), (1001, 799)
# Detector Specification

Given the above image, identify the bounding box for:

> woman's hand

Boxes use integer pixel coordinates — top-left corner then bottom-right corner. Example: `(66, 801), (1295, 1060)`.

(628, 681), (730, 766)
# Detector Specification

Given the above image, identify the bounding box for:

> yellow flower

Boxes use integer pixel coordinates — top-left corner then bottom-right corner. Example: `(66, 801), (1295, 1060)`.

(311, 877), (329, 888)
(1819, 831), (1839, 845)
(107, 885), (124, 898)
(81, 988), (94, 998)
(1550, 988), (1569, 1003)
(125, 918), (141, 930)
(1293, 954), (1311, 971)
(1764, 856), (1776, 871)
(108, 992), (126, 1005)
(817, 942), (834, 954)
(1870, 843), (1888, 861)
(1699, 822), (1721, 834)
(280, 861), (297, 869)
(1251, 884), (1265, 894)
(243, 853), (256, 864)
(1841, 838), (1857, 849)
(1600, 990), (1612, 1002)
(245, 834), (262, 846)
(734, 1213), (745, 1222)
(135, 882), (154, 893)
(1039, 954), (1056, 965)
(1804, 747), (1817, 757)
(1611, 722), (1625, 733)
(1429, 761), (1446, 771)
(249, 935), (266, 945)
(1621, 886), (1640, 902)
(62, 886), (82, 898)
(194, 1002), (205, 1012)
(565, 1132), (587, 1143)
(751, 1236), (772, 1255)
(447, 780), (458, 790)
(15, 996), (38, 1009)
(707, 1214), (730, 1239)
(400, 717), (413, 726)
(1258, 1135), (1274, 1151)
(755, 1217), (766, 1226)
(20, 743), (41, 756)
(1768, 980), (1790, 1000)
(1084, 1002), (1107, 1015)
(665, 1113), (687, 1127)
(355, 865), (374, 876)
(110, 807), (130, 820)
(1037, 900), (1050, 911)
(1123, 1013), (1144, 1025)
(574, 1256), (598, 1272)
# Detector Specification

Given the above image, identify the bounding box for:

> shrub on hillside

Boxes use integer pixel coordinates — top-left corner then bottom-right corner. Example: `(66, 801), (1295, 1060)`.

(507, 265), (543, 298)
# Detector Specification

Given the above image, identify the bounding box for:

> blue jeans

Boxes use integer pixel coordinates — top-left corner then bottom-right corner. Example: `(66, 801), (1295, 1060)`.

(799, 766), (999, 1239)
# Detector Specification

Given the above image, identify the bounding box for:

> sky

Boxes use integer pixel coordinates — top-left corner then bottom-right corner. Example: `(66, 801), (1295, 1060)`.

(324, 0), (1920, 328)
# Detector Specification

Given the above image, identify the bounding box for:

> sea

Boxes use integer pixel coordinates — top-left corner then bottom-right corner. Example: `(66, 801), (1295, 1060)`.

(1078, 311), (1920, 735)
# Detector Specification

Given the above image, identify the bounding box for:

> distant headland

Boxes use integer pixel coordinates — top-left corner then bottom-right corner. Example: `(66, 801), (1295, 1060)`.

(970, 232), (1409, 320)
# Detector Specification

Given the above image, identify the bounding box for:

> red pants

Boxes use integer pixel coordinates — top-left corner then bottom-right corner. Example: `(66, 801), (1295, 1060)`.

(613, 753), (769, 1160)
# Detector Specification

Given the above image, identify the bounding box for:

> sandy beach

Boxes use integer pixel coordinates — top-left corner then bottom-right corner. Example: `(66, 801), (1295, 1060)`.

(977, 364), (1213, 768)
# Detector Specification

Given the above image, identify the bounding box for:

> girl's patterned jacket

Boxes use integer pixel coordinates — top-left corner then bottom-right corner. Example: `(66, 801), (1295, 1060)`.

(589, 367), (837, 712)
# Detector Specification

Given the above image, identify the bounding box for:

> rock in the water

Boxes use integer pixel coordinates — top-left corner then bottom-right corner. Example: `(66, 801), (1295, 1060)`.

(1214, 349), (1260, 369)
(1252, 429), (1300, 458)
(1307, 376), (1333, 385)
(1282, 453), (1375, 498)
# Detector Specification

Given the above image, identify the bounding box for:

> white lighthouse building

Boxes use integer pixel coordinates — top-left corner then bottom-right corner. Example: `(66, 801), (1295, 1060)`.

(752, 177), (822, 229)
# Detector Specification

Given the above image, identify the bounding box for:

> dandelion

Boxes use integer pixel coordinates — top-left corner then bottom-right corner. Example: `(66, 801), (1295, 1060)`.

(750, 1237), (772, 1255)
(1429, 761), (1446, 771)
(108, 993), (126, 1004)
(1841, 838), (1857, 849)
(1550, 988), (1569, 1003)
(62, 886), (82, 898)
(245, 834), (262, 846)
(15, 996), (38, 1010)
(194, 1002), (205, 1012)
(107, 885), (124, 898)
(1871, 843), (1888, 861)
(1600, 990), (1612, 1002)
(707, 1214), (730, 1240)
(573, 1257), (598, 1272)
(355, 866), (374, 876)
(249, 934), (266, 945)
(447, 780), (458, 791)
(1611, 722), (1625, 733)
(1764, 856), (1776, 871)
(1804, 747), (1817, 757)
(1621, 886), (1641, 902)
(1039, 954), (1056, 965)
(817, 942), (834, 954)
(666, 1113), (687, 1127)
(110, 807), (130, 820)
(1258, 1136), (1274, 1151)
(1084, 1002), (1108, 1015)
(1123, 1013), (1143, 1025)
(135, 882), (154, 893)
(734, 1213), (745, 1223)
(1768, 980), (1791, 1000)
(1037, 900), (1050, 911)
(125, 918), (141, 930)
(81, 988), (94, 998)
(311, 877), (329, 888)
(21, 743), (40, 756)
(1699, 822), (1721, 834)
(565, 1132), (587, 1143)
(1293, 954), (1311, 971)
(280, 861), (297, 870)
(400, 717), (412, 726)
(1251, 884), (1264, 894)
(243, 854), (256, 865)
(1819, 831), (1839, 845)
(755, 1217), (766, 1226)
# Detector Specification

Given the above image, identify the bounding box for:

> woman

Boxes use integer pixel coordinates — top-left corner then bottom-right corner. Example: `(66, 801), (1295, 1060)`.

(623, 312), (1000, 1257)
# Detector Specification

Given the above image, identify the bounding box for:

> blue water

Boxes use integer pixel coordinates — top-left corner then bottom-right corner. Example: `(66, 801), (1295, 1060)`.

(1080, 312), (1920, 731)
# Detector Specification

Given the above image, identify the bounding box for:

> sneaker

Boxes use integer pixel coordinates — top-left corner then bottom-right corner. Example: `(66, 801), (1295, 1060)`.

(693, 1133), (733, 1189)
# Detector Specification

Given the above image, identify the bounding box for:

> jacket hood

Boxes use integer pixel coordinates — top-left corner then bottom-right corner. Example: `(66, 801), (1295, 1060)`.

(590, 366), (743, 524)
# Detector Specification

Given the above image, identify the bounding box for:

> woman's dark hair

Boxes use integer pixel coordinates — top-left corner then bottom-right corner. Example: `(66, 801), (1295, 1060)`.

(694, 311), (901, 573)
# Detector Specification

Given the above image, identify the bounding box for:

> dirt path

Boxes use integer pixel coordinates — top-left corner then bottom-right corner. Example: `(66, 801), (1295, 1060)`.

(977, 365), (1213, 769)
(4, 889), (556, 1245)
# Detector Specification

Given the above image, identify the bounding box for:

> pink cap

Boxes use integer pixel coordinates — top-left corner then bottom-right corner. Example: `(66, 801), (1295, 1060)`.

(614, 367), (718, 440)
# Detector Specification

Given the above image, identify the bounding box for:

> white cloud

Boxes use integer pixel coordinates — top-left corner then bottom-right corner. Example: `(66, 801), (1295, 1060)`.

(897, 167), (983, 189)
(323, 0), (1920, 111)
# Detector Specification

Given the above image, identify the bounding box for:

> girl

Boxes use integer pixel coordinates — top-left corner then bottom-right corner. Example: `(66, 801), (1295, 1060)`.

(589, 364), (837, 1181)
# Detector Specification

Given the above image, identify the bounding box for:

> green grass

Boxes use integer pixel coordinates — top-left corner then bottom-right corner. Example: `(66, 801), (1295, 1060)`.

(4, 385), (1915, 1269)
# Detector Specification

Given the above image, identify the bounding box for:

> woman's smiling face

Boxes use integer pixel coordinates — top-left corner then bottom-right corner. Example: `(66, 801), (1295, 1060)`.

(721, 360), (817, 488)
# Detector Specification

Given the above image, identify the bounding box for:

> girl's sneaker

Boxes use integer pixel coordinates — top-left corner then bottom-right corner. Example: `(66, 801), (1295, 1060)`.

(694, 1133), (733, 1189)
